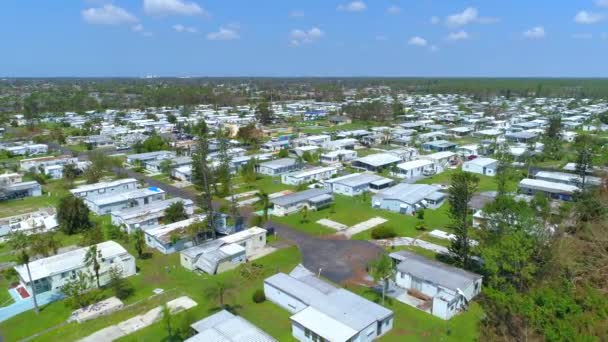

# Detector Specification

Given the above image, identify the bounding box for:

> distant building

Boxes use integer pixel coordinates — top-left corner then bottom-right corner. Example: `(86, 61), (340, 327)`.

(256, 158), (302, 176)
(392, 159), (435, 179)
(84, 187), (166, 215)
(111, 198), (194, 234)
(351, 153), (401, 172)
(70, 178), (138, 199)
(281, 166), (338, 186)
(319, 149), (357, 164)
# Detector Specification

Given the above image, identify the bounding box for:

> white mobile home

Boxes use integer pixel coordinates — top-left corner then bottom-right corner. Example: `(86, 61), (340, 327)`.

(372, 184), (445, 215)
(70, 178), (138, 199)
(84, 187), (166, 215)
(281, 166), (338, 186)
(319, 149), (358, 164)
(111, 198), (194, 234)
(256, 158), (302, 176)
(325, 173), (393, 196)
(144, 217), (202, 254)
(264, 265), (393, 342)
(392, 159), (435, 179)
(14, 241), (135, 296)
(180, 227), (267, 273)
(462, 157), (497, 177)
(271, 188), (334, 216)
(390, 251), (482, 320)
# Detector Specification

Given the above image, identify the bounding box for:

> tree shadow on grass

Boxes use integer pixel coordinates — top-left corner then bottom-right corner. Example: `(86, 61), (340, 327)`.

(362, 286), (394, 306)
(207, 303), (243, 315)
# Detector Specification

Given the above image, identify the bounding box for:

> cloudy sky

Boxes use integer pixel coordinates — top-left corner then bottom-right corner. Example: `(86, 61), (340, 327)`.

(2, 0), (608, 77)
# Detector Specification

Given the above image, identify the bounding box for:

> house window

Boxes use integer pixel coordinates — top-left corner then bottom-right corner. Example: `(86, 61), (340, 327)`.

(305, 328), (310, 338)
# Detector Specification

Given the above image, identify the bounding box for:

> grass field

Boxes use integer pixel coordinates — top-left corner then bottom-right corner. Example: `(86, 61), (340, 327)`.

(0, 245), (302, 342)
(0, 180), (69, 217)
(272, 194), (452, 239)
(233, 175), (296, 195)
(416, 168), (520, 193)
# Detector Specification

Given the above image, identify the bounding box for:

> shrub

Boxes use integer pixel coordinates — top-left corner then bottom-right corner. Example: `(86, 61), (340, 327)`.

(252, 289), (266, 303)
(371, 226), (397, 240)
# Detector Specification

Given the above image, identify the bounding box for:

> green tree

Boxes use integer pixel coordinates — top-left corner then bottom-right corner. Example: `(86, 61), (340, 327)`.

(84, 245), (102, 288)
(448, 171), (479, 268)
(368, 253), (395, 305)
(192, 125), (216, 239)
(61, 271), (92, 309)
(240, 158), (257, 184)
(255, 101), (273, 125)
(57, 196), (93, 235)
(204, 279), (235, 309)
(256, 191), (270, 222)
(159, 159), (173, 176)
(108, 267), (133, 300)
(9, 232), (39, 313)
(132, 229), (145, 258)
(164, 201), (188, 223)
(573, 133), (596, 189)
(278, 148), (289, 158)
(161, 303), (173, 340)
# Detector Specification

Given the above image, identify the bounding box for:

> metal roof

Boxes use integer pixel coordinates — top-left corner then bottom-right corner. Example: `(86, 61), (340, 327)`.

(85, 187), (164, 206)
(326, 173), (387, 188)
(355, 153), (401, 167)
(258, 158), (297, 169)
(390, 250), (481, 292)
(188, 310), (276, 342)
(70, 178), (137, 194)
(519, 178), (579, 194)
(374, 183), (442, 205)
(271, 188), (332, 207)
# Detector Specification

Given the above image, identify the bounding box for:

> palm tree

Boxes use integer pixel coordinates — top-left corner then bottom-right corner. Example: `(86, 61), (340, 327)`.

(132, 229), (145, 258)
(10, 232), (39, 313)
(204, 279), (235, 309)
(84, 245), (102, 288)
(369, 253), (395, 305)
(256, 191), (270, 221)
(161, 303), (172, 339)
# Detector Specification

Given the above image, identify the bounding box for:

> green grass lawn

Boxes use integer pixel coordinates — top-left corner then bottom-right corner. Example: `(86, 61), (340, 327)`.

(350, 285), (483, 342)
(272, 194), (452, 238)
(416, 168), (519, 193)
(0, 245), (302, 342)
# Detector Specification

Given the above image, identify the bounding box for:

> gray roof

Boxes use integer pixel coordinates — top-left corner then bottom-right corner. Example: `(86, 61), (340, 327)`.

(258, 158), (297, 169)
(390, 250), (481, 291)
(187, 310), (276, 342)
(355, 153), (401, 167)
(328, 173), (388, 188)
(374, 183), (442, 205)
(271, 188), (332, 207)
(264, 265), (392, 332)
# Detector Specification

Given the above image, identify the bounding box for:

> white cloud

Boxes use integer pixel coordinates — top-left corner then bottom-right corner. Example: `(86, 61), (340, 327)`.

(206, 25), (240, 40)
(523, 26), (546, 39)
(408, 36), (428, 47)
(173, 24), (198, 33)
(290, 27), (324, 46)
(574, 10), (603, 24)
(572, 33), (593, 39)
(289, 10), (305, 18)
(596, 0), (608, 8)
(446, 7), (478, 27)
(430, 45), (440, 52)
(387, 6), (401, 15)
(445, 7), (497, 27)
(446, 30), (469, 41)
(82, 4), (138, 25)
(430, 16), (440, 25)
(132, 24), (144, 32)
(338, 1), (367, 12)
(143, 0), (207, 16)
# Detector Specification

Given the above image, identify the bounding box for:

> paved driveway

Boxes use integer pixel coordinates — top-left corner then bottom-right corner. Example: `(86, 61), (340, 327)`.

(268, 221), (382, 284)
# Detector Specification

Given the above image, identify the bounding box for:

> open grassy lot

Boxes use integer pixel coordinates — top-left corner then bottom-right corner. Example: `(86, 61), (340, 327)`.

(272, 194), (452, 238)
(0, 179), (69, 217)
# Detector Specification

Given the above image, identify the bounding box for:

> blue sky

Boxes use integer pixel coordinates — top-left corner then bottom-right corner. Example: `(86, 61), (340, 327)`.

(2, 0), (608, 77)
